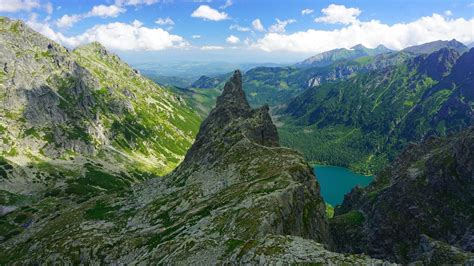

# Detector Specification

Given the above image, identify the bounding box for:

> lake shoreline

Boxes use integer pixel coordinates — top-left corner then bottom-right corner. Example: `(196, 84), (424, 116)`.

(313, 165), (374, 206)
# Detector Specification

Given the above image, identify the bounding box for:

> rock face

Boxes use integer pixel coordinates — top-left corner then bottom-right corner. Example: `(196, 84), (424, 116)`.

(331, 127), (474, 264)
(0, 17), (200, 196)
(0, 70), (388, 264)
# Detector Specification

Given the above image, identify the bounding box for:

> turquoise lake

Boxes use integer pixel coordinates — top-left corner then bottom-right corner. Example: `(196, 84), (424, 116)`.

(313, 165), (373, 206)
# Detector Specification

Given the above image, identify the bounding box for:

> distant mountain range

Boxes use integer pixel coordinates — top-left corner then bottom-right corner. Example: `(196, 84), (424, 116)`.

(296, 44), (393, 68)
(401, 39), (468, 54)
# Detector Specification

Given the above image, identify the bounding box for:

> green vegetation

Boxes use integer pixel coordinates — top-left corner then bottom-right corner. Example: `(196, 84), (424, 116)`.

(84, 200), (118, 220)
(325, 203), (334, 218)
(280, 48), (469, 175)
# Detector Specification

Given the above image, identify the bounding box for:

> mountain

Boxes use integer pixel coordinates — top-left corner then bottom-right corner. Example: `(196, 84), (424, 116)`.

(296, 44), (392, 68)
(0, 17), (200, 194)
(240, 51), (409, 107)
(0, 70), (386, 264)
(402, 39), (468, 55)
(331, 127), (474, 264)
(280, 48), (473, 174)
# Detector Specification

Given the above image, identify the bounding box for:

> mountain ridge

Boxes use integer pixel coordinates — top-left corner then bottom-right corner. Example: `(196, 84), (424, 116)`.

(0, 16), (200, 196)
(402, 39), (468, 55)
(296, 44), (393, 68)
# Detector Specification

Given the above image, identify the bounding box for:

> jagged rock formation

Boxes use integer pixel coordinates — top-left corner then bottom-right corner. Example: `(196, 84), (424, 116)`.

(0, 71), (388, 264)
(331, 127), (474, 264)
(0, 17), (200, 196)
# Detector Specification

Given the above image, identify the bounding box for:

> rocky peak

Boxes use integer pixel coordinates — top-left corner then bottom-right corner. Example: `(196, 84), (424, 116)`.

(350, 44), (366, 50)
(180, 70), (279, 168)
(411, 47), (460, 80)
(215, 70), (251, 112)
(74, 42), (109, 56)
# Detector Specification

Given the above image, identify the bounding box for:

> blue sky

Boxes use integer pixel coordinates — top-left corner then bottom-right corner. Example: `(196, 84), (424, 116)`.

(1, 0), (474, 63)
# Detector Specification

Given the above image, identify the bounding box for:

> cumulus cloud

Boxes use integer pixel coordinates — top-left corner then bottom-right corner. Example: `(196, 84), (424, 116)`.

(29, 17), (188, 51)
(220, 0), (232, 9)
(55, 4), (125, 29)
(155, 17), (174, 26)
(226, 34), (240, 44)
(315, 4), (361, 25)
(201, 45), (224, 50)
(192, 35), (201, 39)
(230, 24), (250, 32)
(251, 13), (474, 53)
(301, 9), (314, 16)
(86, 5), (125, 18)
(56, 14), (81, 29)
(268, 18), (296, 33)
(191, 5), (229, 21)
(252, 18), (265, 32)
(0, 0), (40, 12)
(444, 10), (453, 16)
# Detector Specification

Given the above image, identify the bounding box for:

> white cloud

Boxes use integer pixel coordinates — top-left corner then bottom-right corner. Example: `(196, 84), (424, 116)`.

(444, 10), (453, 16)
(191, 5), (229, 21)
(268, 18), (296, 33)
(55, 4), (125, 29)
(0, 0), (40, 12)
(29, 17), (188, 51)
(226, 34), (240, 44)
(315, 4), (361, 25)
(192, 35), (201, 39)
(220, 0), (232, 9)
(251, 14), (474, 53)
(201, 45), (224, 50)
(56, 14), (81, 29)
(252, 18), (265, 32)
(301, 8), (314, 16)
(45, 2), (53, 15)
(86, 5), (125, 18)
(230, 24), (250, 32)
(155, 17), (175, 26)
(115, 0), (159, 6)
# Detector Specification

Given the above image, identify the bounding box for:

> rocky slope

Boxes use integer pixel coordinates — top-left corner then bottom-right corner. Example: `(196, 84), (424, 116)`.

(280, 47), (473, 174)
(331, 127), (474, 264)
(0, 17), (200, 197)
(0, 70), (388, 264)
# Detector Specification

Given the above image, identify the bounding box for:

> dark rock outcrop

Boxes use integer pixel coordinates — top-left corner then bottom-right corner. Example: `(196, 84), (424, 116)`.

(331, 127), (474, 264)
